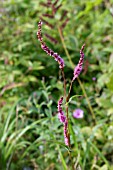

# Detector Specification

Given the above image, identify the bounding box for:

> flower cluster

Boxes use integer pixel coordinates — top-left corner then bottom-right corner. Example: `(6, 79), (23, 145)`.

(57, 97), (69, 146)
(73, 44), (85, 81)
(37, 20), (65, 69)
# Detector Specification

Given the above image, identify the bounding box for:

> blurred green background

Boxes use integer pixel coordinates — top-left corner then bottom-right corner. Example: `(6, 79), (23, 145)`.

(0, 0), (113, 169)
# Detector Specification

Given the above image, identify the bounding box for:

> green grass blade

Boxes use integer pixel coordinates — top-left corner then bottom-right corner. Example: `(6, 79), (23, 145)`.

(57, 145), (68, 170)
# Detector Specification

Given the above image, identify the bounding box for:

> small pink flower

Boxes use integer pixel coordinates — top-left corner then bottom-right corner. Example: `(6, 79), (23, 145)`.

(73, 109), (84, 119)
(92, 77), (96, 81)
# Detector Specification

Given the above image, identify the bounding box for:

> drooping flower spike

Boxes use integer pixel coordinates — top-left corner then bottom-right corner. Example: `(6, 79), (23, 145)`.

(73, 44), (85, 81)
(37, 20), (65, 69)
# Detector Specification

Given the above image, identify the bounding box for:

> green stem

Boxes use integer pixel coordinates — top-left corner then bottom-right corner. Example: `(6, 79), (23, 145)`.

(66, 80), (73, 103)
(77, 77), (96, 124)
(57, 26), (75, 68)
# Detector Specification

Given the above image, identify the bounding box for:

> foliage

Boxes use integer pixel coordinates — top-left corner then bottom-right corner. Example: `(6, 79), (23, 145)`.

(0, 0), (113, 169)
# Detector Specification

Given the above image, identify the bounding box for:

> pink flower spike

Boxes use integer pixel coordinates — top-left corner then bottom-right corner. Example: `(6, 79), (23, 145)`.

(58, 113), (66, 123)
(37, 20), (65, 69)
(64, 119), (69, 146)
(73, 109), (84, 119)
(57, 97), (66, 123)
(73, 44), (85, 81)
(64, 137), (69, 146)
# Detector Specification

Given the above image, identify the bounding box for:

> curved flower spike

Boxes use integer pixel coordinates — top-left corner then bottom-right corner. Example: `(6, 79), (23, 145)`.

(37, 20), (65, 69)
